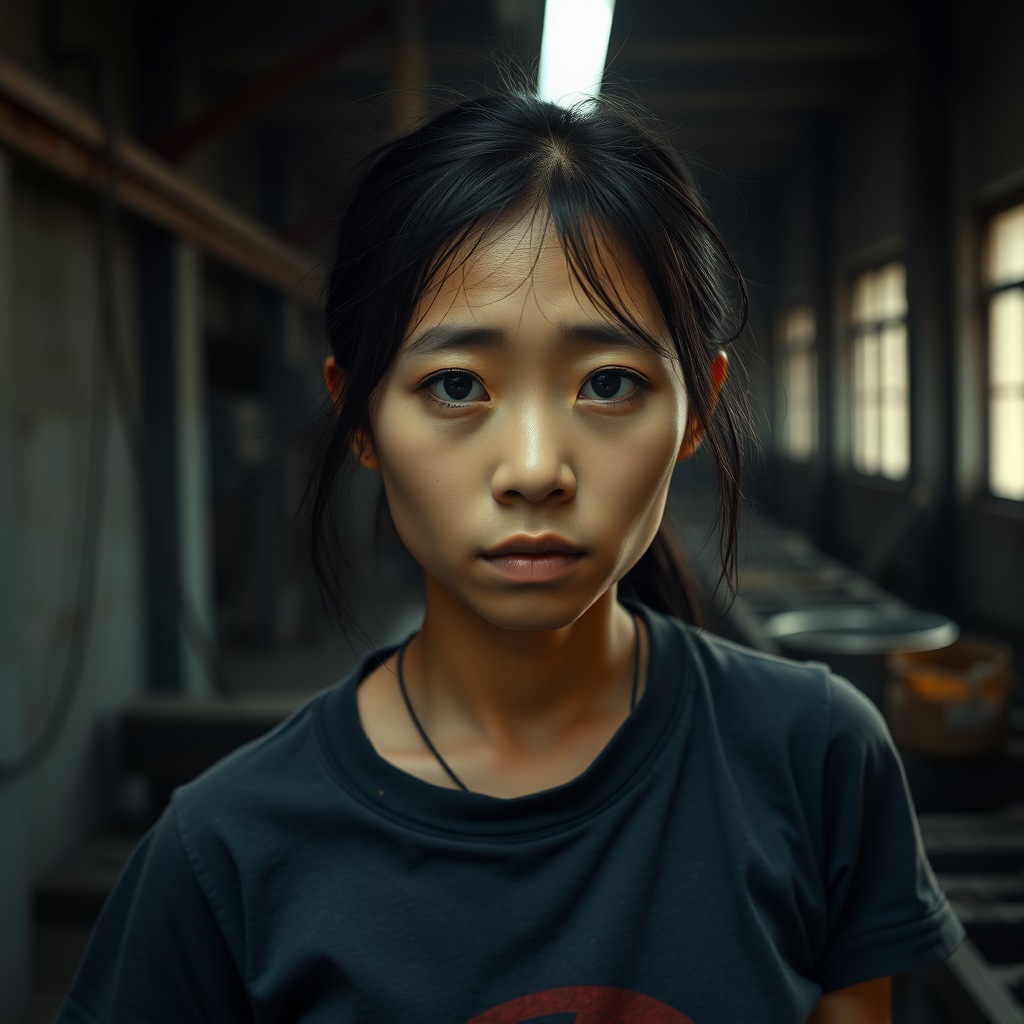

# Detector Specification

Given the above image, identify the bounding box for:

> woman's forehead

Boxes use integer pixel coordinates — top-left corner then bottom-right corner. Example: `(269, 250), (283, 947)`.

(410, 212), (666, 336)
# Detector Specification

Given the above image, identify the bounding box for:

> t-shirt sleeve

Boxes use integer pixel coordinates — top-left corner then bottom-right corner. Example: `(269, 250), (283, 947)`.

(56, 802), (252, 1024)
(815, 674), (964, 992)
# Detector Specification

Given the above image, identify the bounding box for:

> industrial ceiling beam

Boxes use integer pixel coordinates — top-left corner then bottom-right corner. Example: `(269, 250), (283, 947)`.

(150, 2), (407, 161)
(193, 43), (390, 80)
(615, 34), (896, 66)
(645, 85), (851, 115)
(194, 36), (491, 81)
(0, 58), (321, 307)
(152, 4), (391, 160)
(668, 115), (807, 139)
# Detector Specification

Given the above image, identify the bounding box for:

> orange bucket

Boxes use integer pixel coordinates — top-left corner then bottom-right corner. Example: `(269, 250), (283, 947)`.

(885, 638), (1013, 757)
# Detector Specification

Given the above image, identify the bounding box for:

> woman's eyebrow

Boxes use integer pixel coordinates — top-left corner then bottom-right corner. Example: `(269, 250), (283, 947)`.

(561, 323), (652, 350)
(403, 321), (653, 355)
(404, 325), (503, 355)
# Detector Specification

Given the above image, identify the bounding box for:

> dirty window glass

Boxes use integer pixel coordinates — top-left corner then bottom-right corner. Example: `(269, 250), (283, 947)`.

(778, 305), (818, 461)
(986, 203), (1024, 500)
(850, 261), (909, 480)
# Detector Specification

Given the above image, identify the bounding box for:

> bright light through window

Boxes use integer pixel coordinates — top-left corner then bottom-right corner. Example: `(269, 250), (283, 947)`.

(778, 306), (817, 461)
(850, 261), (910, 480)
(537, 0), (617, 107)
(986, 203), (1024, 500)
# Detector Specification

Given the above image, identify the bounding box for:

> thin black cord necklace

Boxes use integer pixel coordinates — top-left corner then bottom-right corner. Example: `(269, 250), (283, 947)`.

(396, 613), (642, 794)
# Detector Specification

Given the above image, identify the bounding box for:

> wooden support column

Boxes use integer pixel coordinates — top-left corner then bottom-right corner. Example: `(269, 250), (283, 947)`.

(176, 241), (213, 693)
(137, 219), (182, 691)
(249, 128), (290, 646)
(0, 150), (32, 1024)
(137, 10), (183, 690)
(811, 121), (839, 554)
(905, 2), (957, 612)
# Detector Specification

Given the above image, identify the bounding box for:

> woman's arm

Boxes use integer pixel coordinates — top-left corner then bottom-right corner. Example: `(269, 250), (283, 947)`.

(808, 977), (891, 1024)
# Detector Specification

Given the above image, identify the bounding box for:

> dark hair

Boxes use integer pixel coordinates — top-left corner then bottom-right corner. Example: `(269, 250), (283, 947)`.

(308, 91), (747, 626)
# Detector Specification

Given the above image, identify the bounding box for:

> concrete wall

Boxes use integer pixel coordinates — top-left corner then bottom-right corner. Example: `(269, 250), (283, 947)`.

(0, 162), (145, 1018)
(12, 169), (145, 857)
(0, 3), (154, 1008)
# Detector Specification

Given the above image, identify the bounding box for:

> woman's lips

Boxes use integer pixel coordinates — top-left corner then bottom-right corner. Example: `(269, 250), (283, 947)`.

(480, 535), (586, 582)
(482, 552), (585, 582)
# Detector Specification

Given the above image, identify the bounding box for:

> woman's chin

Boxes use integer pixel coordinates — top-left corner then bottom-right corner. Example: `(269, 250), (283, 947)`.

(460, 586), (611, 633)
(420, 561), (619, 632)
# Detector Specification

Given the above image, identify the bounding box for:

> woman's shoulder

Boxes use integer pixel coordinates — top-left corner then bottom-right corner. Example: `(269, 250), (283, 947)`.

(168, 684), (350, 846)
(644, 606), (887, 754)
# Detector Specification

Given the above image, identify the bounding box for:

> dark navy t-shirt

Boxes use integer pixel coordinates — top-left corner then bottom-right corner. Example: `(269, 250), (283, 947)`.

(59, 603), (962, 1023)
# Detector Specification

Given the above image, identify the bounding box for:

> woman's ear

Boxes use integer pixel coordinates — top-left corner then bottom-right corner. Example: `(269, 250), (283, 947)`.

(677, 352), (728, 463)
(324, 356), (381, 471)
(324, 356), (345, 414)
(353, 432), (381, 472)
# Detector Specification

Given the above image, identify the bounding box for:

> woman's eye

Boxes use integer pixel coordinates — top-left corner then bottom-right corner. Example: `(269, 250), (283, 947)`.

(580, 371), (640, 402)
(428, 372), (486, 404)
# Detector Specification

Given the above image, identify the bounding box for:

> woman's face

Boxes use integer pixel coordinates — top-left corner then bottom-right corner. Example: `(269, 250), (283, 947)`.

(364, 215), (695, 631)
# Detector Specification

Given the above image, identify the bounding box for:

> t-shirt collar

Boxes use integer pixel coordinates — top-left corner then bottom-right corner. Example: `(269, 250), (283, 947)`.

(314, 600), (693, 839)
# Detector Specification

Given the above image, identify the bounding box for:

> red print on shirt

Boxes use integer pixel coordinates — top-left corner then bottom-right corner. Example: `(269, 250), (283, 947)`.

(466, 986), (693, 1023)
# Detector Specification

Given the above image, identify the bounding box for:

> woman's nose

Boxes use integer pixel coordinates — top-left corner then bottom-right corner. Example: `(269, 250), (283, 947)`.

(489, 405), (577, 505)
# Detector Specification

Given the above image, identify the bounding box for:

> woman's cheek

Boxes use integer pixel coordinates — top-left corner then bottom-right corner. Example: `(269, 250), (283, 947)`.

(375, 415), (478, 562)
(579, 415), (680, 570)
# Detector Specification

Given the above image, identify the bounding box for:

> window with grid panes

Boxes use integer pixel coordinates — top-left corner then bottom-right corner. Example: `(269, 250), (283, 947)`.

(985, 202), (1024, 500)
(778, 306), (817, 460)
(850, 262), (909, 480)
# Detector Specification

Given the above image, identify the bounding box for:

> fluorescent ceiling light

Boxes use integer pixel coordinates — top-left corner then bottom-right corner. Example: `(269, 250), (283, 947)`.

(537, 0), (617, 108)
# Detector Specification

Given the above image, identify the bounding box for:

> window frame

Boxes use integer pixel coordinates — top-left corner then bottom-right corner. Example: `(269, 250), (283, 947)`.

(846, 260), (911, 483)
(776, 303), (818, 463)
(981, 196), (1024, 504)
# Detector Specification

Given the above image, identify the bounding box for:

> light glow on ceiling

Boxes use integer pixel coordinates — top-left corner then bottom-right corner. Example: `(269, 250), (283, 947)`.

(537, 0), (617, 108)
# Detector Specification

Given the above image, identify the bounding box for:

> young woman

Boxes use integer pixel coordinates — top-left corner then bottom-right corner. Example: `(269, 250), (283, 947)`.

(60, 93), (961, 1024)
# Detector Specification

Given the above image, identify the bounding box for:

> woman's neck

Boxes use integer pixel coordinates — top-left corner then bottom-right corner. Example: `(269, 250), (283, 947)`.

(355, 576), (647, 796)
(404, 577), (640, 752)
